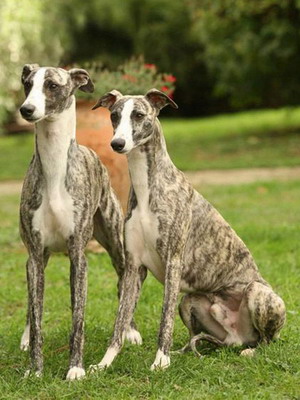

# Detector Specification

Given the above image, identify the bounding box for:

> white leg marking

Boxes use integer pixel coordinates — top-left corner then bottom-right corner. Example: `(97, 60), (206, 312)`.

(66, 366), (86, 381)
(240, 348), (256, 357)
(89, 346), (119, 373)
(20, 324), (30, 351)
(23, 369), (42, 378)
(150, 349), (170, 371)
(125, 327), (143, 345)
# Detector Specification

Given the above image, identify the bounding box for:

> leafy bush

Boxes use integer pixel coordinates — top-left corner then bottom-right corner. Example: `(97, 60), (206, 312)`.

(77, 56), (176, 99)
(192, 0), (300, 108)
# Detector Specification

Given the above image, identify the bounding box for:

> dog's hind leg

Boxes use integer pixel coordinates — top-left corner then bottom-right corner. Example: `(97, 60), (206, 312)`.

(89, 256), (145, 372)
(178, 294), (227, 356)
(93, 207), (147, 346)
(21, 250), (49, 352)
(66, 236), (88, 381)
(117, 266), (147, 345)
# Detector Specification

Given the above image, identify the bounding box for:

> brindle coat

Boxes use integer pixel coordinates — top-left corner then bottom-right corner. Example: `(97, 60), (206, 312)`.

(19, 65), (140, 380)
(90, 89), (286, 371)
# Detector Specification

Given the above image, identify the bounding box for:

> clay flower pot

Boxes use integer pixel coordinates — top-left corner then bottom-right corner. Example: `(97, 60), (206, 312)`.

(76, 100), (130, 213)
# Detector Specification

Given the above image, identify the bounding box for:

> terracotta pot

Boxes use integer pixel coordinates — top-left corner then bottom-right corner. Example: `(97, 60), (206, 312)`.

(76, 100), (130, 213)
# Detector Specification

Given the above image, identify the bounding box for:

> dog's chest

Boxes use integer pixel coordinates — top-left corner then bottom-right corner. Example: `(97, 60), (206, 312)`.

(134, 207), (165, 282)
(127, 151), (165, 282)
(32, 133), (75, 252)
(32, 184), (74, 251)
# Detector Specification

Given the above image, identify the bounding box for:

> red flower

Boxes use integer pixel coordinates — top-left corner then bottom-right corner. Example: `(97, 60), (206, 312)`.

(164, 74), (176, 83)
(160, 86), (174, 98)
(144, 63), (156, 71)
(161, 86), (170, 92)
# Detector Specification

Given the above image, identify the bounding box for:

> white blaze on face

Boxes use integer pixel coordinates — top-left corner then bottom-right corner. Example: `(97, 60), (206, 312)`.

(22, 68), (46, 120)
(114, 99), (134, 152)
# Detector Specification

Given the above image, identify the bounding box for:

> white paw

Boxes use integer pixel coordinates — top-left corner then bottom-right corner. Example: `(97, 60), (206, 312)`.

(150, 349), (170, 371)
(20, 325), (30, 351)
(88, 363), (106, 374)
(240, 348), (256, 357)
(66, 367), (86, 381)
(125, 328), (143, 345)
(88, 346), (118, 374)
(23, 369), (42, 378)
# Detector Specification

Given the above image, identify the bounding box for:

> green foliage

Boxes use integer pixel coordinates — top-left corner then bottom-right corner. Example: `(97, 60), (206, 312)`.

(78, 56), (176, 99)
(2, 0), (300, 124)
(192, 0), (300, 108)
(0, 180), (299, 398)
(0, 0), (68, 129)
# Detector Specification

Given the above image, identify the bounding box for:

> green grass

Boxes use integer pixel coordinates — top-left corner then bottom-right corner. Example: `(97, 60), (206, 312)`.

(0, 180), (299, 399)
(1, 106), (300, 180)
(163, 107), (300, 170)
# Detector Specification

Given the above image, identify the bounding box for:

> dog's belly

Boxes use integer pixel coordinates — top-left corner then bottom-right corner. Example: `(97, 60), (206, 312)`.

(32, 188), (74, 252)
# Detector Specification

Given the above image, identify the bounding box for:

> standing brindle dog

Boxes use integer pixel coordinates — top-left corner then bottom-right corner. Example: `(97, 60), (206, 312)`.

(19, 65), (142, 380)
(90, 89), (286, 372)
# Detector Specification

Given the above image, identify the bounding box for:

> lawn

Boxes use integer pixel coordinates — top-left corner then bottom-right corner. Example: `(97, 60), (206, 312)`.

(0, 180), (299, 399)
(1, 106), (300, 180)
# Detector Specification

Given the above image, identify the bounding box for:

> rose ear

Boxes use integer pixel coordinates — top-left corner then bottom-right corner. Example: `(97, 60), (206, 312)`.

(69, 68), (94, 93)
(21, 64), (40, 84)
(145, 88), (178, 111)
(92, 90), (123, 110)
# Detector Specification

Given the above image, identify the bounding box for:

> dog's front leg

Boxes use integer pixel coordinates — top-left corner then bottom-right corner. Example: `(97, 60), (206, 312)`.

(89, 254), (143, 372)
(66, 236), (87, 381)
(25, 252), (45, 378)
(151, 254), (183, 371)
(21, 251), (49, 352)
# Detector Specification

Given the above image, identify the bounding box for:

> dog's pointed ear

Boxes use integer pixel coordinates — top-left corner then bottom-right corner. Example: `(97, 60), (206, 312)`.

(145, 88), (178, 111)
(92, 90), (123, 110)
(21, 64), (40, 84)
(69, 68), (94, 93)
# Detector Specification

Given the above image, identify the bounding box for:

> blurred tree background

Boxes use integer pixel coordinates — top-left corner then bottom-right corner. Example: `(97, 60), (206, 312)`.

(1, 0), (300, 125)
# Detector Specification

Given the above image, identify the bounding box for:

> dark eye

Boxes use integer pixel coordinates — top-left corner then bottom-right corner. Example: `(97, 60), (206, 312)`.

(111, 112), (118, 123)
(24, 81), (31, 91)
(49, 82), (58, 90)
(135, 112), (145, 119)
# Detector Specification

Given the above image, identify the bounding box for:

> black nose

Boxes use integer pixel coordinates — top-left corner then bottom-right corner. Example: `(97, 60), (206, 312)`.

(111, 138), (126, 152)
(20, 104), (36, 119)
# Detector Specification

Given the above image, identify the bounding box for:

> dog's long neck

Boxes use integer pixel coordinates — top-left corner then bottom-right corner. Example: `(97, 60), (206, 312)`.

(34, 97), (76, 189)
(127, 119), (173, 209)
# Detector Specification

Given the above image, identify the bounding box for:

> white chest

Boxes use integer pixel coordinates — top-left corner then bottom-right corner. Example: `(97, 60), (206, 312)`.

(32, 185), (74, 252)
(32, 119), (76, 252)
(126, 150), (165, 283)
(126, 206), (165, 283)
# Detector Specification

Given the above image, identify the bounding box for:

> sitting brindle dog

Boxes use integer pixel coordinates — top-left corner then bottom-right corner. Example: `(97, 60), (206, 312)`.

(90, 88), (286, 371)
(19, 65), (143, 380)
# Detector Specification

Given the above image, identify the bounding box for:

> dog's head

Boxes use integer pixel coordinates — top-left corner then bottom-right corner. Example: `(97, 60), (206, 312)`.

(93, 89), (178, 154)
(20, 64), (94, 122)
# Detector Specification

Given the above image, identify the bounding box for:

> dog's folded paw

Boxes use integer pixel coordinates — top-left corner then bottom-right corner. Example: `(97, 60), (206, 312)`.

(125, 328), (143, 345)
(66, 366), (86, 381)
(240, 348), (256, 357)
(150, 349), (170, 371)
